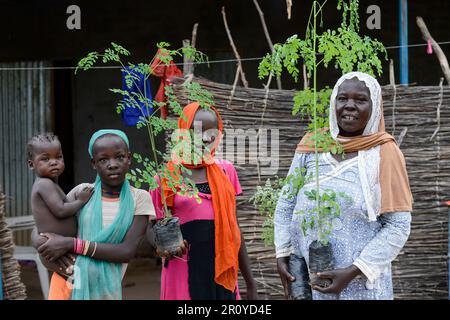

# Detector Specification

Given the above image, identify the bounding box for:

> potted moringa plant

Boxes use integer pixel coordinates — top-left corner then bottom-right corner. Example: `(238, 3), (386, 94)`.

(251, 168), (312, 299)
(256, 0), (386, 297)
(76, 42), (214, 255)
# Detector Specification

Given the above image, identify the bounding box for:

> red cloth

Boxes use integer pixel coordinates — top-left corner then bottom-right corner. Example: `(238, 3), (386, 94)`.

(150, 49), (183, 119)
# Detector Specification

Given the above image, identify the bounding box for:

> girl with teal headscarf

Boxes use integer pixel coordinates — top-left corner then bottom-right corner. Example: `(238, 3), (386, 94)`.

(35, 129), (156, 299)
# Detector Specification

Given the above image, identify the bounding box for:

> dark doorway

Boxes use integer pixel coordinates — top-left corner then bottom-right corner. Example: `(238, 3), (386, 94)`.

(52, 61), (74, 193)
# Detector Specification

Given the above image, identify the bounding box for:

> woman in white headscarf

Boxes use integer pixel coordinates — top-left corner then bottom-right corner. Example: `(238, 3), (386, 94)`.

(274, 72), (413, 300)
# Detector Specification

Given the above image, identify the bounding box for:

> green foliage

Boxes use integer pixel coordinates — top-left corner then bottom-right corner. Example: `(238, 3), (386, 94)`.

(184, 82), (215, 108)
(75, 52), (98, 74)
(250, 167), (307, 245)
(164, 86), (185, 120)
(318, 27), (386, 76)
(75, 42), (131, 74)
(111, 42), (130, 56)
(301, 129), (344, 155)
(293, 87), (330, 119)
(76, 42), (214, 217)
(283, 167), (308, 199)
(181, 46), (209, 66)
(337, 0), (360, 32)
(296, 189), (353, 245)
(250, 178), (285, 246)
(293, 87), (332, 137)
(259, 0), (387, 81)
(259, 35), (314, 82)
(255, 0), (384, 245)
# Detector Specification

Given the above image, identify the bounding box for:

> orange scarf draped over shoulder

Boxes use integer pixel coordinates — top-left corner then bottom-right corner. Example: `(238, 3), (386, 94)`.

(296, 112), (413, 214)
(161, 102), (241, 292)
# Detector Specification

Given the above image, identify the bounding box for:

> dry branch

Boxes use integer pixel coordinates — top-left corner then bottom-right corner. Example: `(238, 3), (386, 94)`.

(253, 0), (282, 90)
(416, 17), (450, 85)
(191, 23), (199, 49)
(221, 6), (249, 88)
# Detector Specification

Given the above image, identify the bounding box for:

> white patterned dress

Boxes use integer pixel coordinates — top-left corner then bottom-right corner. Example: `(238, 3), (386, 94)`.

(274, 152), (411, 300)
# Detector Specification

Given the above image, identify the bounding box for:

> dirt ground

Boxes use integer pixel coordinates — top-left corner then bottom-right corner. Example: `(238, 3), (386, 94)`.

(20, 257), (162, 300)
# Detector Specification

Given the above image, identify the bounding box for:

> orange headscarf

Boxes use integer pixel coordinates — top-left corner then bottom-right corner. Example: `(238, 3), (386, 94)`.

(161, 102), (241, 292)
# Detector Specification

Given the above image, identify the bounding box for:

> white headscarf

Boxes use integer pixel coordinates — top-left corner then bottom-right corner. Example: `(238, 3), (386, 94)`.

(329, 72), (383, 221)
(329, 72), (382, 138)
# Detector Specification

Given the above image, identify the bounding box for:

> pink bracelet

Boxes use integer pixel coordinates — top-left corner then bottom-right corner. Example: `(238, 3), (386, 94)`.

(76, 238), (84, 255)
(73, 238), (77, 253)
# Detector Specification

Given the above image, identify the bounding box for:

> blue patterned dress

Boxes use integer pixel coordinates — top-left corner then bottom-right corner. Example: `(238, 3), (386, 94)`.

(274, 152), (411, 300)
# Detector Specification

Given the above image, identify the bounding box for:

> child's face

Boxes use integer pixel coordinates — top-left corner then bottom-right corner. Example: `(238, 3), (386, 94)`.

(335, 78), (373, 137)
(28, 141), (65, 180)
(191, 109), (219, 145)
(91, 135), (131, 188)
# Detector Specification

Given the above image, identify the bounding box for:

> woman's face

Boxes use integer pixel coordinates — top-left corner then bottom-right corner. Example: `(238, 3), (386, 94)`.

(91, 135), (131, 189)
(335, 78), (373, 137)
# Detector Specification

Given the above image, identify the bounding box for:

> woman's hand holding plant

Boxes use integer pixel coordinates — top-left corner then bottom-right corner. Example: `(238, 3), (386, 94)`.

(312, 265), (362, 295)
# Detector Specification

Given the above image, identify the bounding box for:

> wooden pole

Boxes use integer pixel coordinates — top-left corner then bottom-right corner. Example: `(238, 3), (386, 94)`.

(286, 0), (293, 19)
(303, 64), (309, 89)
(182, 22), (199, 83)
(182, 39), (193, 77)
(221, 6), (249, 88)
(227, 65), (241, 109)
(430, 78), (444, 140)
(253, 0), (282, 89)
(191, 23), (199, 49)
(416, 17), (450, 85)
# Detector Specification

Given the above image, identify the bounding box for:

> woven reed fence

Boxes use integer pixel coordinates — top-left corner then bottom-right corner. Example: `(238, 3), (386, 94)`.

(383, 86), (450, 299)
(172, 77), (450, 300)
(0, 185), (27, 299)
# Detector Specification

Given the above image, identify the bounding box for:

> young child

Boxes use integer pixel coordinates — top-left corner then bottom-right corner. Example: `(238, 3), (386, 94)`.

(28, 133), (93, 237)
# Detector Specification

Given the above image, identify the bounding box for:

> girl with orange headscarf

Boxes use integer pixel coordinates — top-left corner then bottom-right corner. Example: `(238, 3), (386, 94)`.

(149, 102), (258, 300)
(274, 72), (412, 300)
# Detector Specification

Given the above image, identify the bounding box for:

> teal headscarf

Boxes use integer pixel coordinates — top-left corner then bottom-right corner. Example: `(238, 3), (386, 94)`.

(72, 129), (134, 300)
(87, 129), (130, 158)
